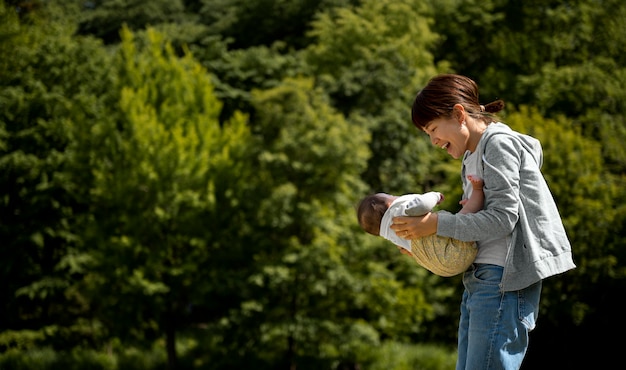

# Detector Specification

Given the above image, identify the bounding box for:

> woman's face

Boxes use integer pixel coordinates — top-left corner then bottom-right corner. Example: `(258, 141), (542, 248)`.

(423, 116), (470, 159)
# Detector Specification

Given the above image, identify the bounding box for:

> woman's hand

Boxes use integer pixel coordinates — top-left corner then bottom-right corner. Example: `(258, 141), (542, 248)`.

(391, 212), (438, 239)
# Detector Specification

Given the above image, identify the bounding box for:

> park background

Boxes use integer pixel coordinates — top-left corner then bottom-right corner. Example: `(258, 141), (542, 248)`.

(1, 0), (625, 369)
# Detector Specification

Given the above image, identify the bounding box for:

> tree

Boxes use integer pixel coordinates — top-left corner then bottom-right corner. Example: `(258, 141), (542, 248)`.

(78, 26), (255, 369)
(427, 0), (626, 128)
(304, 0), (448, 193)
(0, 0), (115, 350)
(516, 61), (626, 173)
(76, 0), (188, 44)
(187, 75), (447, 369)
(192, 0), (359, 50)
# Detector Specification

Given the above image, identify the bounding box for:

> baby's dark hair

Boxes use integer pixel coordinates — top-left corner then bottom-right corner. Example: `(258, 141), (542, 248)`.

(412, 74), (505, 131)
(357, 194), (389, 236)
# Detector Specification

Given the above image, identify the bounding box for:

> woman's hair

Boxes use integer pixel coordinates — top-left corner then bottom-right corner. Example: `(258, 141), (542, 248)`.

(411, 74), (505, 131)
(357, 194), (389, 236)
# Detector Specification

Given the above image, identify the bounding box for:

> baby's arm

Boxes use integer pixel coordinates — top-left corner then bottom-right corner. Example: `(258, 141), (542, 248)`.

(403, 192), (444, 216)
(458, 175), (484, 214)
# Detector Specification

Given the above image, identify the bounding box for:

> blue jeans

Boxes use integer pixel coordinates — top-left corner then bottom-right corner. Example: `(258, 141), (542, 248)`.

(456, 264), (542, 370)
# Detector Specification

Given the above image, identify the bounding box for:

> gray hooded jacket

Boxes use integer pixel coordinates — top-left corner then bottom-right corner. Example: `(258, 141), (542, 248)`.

(437, 123), (576, 291)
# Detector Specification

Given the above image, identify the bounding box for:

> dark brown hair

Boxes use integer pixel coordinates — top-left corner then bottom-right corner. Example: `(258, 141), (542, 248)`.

(411, 74), (505, 131)
(357, 194), (389, 236)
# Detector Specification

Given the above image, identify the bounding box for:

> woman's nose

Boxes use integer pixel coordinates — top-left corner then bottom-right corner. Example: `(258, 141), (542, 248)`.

(430, 135), (438, 146)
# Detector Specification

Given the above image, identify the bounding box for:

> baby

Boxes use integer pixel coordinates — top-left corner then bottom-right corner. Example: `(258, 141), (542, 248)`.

(357, 175), (483, 277)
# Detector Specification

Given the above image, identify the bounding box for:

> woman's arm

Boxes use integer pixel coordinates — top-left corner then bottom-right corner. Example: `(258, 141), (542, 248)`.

(393, 134), (522, 242)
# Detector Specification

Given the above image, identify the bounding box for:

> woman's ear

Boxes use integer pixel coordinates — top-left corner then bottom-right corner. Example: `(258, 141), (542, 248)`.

(453, 103), (466, 123)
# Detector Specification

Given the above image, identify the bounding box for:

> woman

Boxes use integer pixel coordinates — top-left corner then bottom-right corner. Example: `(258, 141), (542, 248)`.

(390, 74), (575, 370)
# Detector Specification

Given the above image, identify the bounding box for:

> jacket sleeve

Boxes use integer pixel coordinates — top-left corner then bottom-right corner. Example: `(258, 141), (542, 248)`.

(437, 134), (520, 242)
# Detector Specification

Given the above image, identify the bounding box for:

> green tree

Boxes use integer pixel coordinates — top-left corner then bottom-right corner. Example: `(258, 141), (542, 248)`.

(192, 0), (359, 50)
(192, 42), (308, 125)
(304, 0), (448, 194)
(76, 0), (188, 44)
(517, 62), (626, 173)
(0, 0), (114, 350)
(78, 26), (256, 369)
(428, 0), (626, 169)
(190, 75), (448, 368)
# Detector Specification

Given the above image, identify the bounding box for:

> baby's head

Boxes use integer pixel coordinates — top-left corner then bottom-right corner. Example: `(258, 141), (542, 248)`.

(357, 193), (395, 236)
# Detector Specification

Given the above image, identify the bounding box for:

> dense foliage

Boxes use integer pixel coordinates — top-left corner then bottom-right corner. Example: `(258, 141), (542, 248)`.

(2, 0), (625, 369)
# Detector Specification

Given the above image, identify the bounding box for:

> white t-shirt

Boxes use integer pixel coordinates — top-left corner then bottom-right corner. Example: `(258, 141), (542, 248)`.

(463, 150), (508, 266)
(379, 192), (442, 251)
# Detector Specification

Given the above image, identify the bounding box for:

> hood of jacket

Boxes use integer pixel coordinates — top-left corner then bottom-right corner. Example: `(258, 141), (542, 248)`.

(478, 123), (543, 169)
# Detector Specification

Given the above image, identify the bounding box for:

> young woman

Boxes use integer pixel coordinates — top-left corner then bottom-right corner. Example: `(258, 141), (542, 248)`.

(390, 74), (576, 370)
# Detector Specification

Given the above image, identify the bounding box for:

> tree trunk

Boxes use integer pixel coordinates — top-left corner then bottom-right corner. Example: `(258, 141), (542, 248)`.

(165, 306), (178, 370)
